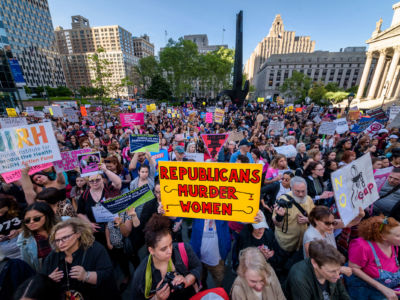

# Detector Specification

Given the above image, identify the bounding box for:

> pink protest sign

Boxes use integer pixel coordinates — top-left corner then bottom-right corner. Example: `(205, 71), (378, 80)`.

(1, 163), (54, 184)
(120, 113), (144, 127)
(53, 149), (92, 172)
(206, 112), (213, 124)
(374, 167), (393, 192)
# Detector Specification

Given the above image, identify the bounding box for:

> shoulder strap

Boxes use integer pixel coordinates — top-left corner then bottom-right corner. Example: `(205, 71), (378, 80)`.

(367, 241), (382, 269)
(81, 250), (87, 266)
(379, 184), (400, 201)
(283, 194), (308, 217)
(178, 242), (188, 270)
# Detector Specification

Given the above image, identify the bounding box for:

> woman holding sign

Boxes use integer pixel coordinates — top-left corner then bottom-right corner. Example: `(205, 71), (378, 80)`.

(132, 214), (201, 300)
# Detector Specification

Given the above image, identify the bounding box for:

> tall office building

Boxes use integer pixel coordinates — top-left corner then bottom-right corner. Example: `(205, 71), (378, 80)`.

(55, 16), (139, 97)
(184, 34), (228, 54)
(133, 34), (154, 58)
(0, 0), (65, 88)
(244, 14), (315, 84)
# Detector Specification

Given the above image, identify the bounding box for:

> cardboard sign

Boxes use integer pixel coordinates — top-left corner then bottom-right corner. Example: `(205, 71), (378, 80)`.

(0, 117), (27, 129)
(205, 112), (213, 124)
(334, 118), (349, 134)
(102, 184), (155, 214)
(120, 113), (144, 126)
(374, 167), (393, 192)
(363, 121), (384, 137)
(318, 122), (337, 135)
(389, 106), (400, 121)
(331, 154), (379, 226)
(63, 108), (79, 122)
(0, 123), (61, 173)
(389, 111), (400, 129)
(184, 152), (205, 162)
(256, 114), (264, 123)
(214, 108), (225, 124)
(227, 131), (244, 142)
(80, 106), (88, 117)
(129, 135), (159, 153)
(268, 120), (284, 133)
(53, 149), (92, 172)
(274, 145), (297, 158)
(77, 152), (101, 177)
(349, 110), (360, 120)
(1, 162), (53, 183)
(159, 161), (262, 222)
(201, 134), (229, 158)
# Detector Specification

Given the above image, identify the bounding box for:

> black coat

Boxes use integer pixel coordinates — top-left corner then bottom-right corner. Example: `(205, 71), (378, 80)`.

(41, 241), (119, 300)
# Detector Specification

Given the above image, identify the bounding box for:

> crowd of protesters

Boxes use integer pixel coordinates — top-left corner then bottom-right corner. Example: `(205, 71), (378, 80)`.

(1, 99), (400, 300)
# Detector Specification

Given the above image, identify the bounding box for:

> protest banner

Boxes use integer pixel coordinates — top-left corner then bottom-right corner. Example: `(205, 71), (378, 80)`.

(120, 113), (144, 127)
(374, 167), (393, 192)
(201, 134), (229, 158)
(331, 154), (379, 226)
(288, 105), (294, 113)
(185, 152), (205, 162)
(1, 162), (53, 183)
(0, 123), (61, 173)
(26, 107), (34, 115)
(0, 117), (27, 129)
(257, 97), (264, 103)
(159, 161), (262, 222)
(92, 205), (118, 223)
(53, 149), (92, 172)
(334, 118), (349, 134)
(268, 120), (284, 133)
(367, 108), (388, 121)
(318, 122), (337, 135)
(51, 106), (63, 118)
(129, 134), (159, 153)
(32, 111), (45, 118)
(80, 106), (88, 117)
(363, 121), (384, 137)
(389, 106), (400, 121)
(389, 111), (400, 129)
(227, 131), (244, 143)
(205, 112), (213, 124)
(274, 145), (297, 158)
(6, 108), (17, 117)
(77, 151), (101, 177)
(151, 149), (169, 164)
(214, 108), (225, 124)
(101, 184), (155, 214)
(351, 117), (375, 133)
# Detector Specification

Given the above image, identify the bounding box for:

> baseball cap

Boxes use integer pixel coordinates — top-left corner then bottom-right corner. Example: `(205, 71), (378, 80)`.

(175, 145), (185, 153)
(378, 129), (389, 134)
(239, 139), (252, 147)
(389, 135), (399, 139)
(252, 211), (269, 229)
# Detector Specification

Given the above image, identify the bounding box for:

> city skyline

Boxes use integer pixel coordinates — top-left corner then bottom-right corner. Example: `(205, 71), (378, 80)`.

(48, 0), (394, 61)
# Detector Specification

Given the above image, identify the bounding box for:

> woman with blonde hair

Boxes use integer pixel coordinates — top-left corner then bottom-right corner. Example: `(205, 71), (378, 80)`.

(42, 217), (118, 299)
(231, 247), (286, 300)
(264, 154), (289, 185)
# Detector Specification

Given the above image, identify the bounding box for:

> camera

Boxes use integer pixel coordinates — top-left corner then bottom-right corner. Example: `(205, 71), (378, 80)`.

(159, 272), (185, 292)
(276, 198), (292, 209)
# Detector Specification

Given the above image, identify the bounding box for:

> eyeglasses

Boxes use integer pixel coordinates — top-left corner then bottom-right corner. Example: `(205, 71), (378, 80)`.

(24, 215), (44, 224)
(54, 232), (76, 245)
(323, 221), (337, 227)
(89, 178), (101, 184)
(282, 178), (291, 182)
(104, 160), (112, 163)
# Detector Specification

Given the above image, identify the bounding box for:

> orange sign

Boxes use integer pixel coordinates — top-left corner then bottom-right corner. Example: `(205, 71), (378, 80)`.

(80, 106), (88, 117)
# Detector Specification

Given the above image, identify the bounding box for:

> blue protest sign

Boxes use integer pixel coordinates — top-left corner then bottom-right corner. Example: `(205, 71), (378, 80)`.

(101, 184), (154, 214)
(151, 149), (169, 176)
(129, 134), (159, 153)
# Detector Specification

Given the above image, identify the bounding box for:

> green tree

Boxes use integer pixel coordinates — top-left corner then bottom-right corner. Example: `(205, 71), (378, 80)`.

(308, 82), (327, 105)
(159, 38), (199, 98)
(133, 56), (160, 92)
(325, 91), (349, 104)
(145, 74), (172, 100)
(325, 82), (341, 92)
(280, 71), (311, 101)
(346, 85), (358, 94)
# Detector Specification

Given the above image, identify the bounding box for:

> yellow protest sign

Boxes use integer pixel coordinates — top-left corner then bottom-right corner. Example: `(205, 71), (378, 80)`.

(167, 109), (172, 114)
(172, 113), (176, 118)
(288, 105), (294, 112)
(159, 161), (262, 222)
(284, 107), (288, 114)
(6, 108), (17, 117)
(48, 107), (53, 116)
(150, 103), (156, 111)
(257, 97), (264, 103)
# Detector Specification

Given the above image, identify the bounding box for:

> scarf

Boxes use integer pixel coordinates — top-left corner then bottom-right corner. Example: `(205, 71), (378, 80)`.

(144, 255), (174, 299)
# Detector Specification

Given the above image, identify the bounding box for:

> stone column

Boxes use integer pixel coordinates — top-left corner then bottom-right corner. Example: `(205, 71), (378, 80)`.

(386, 46), (400, 98)
(356, 52), (373, 99)
(367, 49), (387, 99)
(377, 59), (391, 99)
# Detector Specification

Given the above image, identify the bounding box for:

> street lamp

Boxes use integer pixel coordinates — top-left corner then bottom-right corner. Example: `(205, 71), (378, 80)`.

(346, 92), (355, 112)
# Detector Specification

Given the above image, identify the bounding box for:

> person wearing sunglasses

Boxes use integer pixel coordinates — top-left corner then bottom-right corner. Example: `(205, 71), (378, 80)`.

(42, 217), (119, 300)
(16, 202), (58, 271)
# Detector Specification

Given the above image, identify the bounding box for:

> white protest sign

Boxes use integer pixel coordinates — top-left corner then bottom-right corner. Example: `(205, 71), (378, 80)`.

(390, 106), (400, 121)
(0, 117), (27, 129)
(32, 111), (45, 118)
(331, 154), (379, 226)
(51, 106), (63, 118)
(274, 145), (297, 158)
(0, 122), (61, 173)
(318, 122), (337, 135)
(91, 205), (118, 223)
(268, 120), (284, 133)
(184, 152), (204, 162)
(363, 121), (384, 137)
(313, 115), (322, 124)
(389, 112), (400, 129)
(63, 108), (79, 123)
(26, 107), (35, 115)
(334, 118), (349, 134)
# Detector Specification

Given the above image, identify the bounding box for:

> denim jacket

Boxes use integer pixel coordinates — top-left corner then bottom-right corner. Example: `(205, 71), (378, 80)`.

(16, 233), (39, 271)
